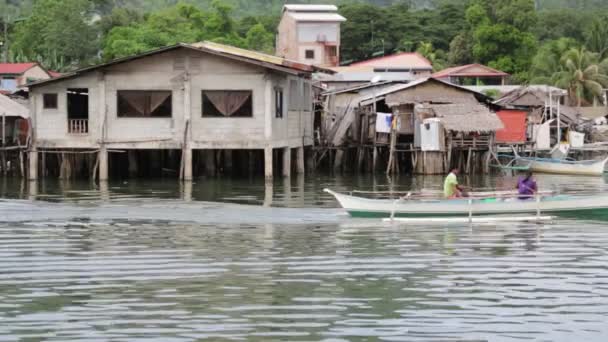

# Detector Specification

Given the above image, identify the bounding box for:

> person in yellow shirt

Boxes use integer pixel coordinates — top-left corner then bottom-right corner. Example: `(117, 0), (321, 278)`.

(443, 167), (464, 199)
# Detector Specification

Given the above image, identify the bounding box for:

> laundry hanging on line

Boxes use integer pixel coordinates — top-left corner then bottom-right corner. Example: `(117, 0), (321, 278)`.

(376, 112), (393, 133)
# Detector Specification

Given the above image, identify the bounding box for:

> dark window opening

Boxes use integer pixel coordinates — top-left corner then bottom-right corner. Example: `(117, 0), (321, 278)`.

(305, 49), (315, 59)
(275, 88), (284, 118)
(43, 93), (58, 109)
(67, 89), (88, 119)
(67, 88), (89, 134)
(117, 90), (172, 118)
(202, 90), (252, 117)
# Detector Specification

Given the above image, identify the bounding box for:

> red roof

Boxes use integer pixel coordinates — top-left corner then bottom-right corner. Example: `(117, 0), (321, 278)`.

(349, 52), (432, 69)
(48, 71), (62, 78)
(0, 63), (39, 75)
(432, 64), (509, 78)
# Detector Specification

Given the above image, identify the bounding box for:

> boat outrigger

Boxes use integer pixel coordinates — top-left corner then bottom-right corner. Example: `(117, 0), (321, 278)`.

(324, 189), (608, 221)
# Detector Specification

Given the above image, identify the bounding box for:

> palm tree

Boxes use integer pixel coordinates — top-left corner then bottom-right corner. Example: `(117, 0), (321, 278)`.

(586, 17), (608, 60)
(552, 47), (608, 109)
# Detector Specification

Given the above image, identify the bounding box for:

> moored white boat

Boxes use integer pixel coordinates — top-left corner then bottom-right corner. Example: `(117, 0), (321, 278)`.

(324, 188), (608, 219)
(514, 156), (608, 176)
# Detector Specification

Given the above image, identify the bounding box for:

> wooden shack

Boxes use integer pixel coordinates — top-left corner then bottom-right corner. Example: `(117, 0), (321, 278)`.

(318, 77), (502, 174)
(0, 93), (30, 175)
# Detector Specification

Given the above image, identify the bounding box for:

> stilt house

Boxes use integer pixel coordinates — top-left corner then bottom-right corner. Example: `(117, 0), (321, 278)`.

(318, 78), (503, 174)
(26, 42), (323, 180)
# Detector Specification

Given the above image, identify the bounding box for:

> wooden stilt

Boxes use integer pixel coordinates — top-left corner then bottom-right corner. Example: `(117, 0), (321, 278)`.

(182, 147), (193, 181)
(248, 150), (255, 176)
(99, 147), (109, 181)
(306, 147), (315, 173)
(386, 128), (397, 174)
(333, 149), (344, 173)
(466, 147), (472, 174)
(264, 146), (273, 179)
(224, 150), (233, 175)
(204, 150), (216, 176)
(282, 147), (291, 177)
(28, 151), (38, 181)
(92, 152), (99, 181)
(296, 146), (305, 174)
(128, 150), (138, 178)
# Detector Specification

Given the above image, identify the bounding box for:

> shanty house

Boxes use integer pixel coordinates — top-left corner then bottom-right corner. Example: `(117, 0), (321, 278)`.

(0, 63), (53, 95)
(493, 85), (571, 148)
(0, 93), (29, 146)
(27, 41), (319, 181)
(319, 78), (502, 174)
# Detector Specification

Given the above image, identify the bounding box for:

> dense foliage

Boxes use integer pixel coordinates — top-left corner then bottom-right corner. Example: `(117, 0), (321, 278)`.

(3, 0), (608, 102)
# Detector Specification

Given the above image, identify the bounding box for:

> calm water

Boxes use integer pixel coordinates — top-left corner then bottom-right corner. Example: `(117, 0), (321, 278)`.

(1, 174), (608, 341)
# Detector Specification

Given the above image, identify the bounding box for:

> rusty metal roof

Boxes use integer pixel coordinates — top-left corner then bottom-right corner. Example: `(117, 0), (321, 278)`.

(28, 41), (332, 88)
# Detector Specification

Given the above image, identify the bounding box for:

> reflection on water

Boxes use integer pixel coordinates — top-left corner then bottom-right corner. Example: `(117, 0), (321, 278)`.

(2, 173), (608, 207)
(0, 174), (608, 341)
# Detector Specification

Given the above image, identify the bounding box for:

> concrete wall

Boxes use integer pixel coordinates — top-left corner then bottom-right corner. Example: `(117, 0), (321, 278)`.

(276, 13), (341, 66)
(298, 23), (339, 42)
(276, 15), (298, 60)
(33, 73), (99, 148)
(31, 48), (312, 150)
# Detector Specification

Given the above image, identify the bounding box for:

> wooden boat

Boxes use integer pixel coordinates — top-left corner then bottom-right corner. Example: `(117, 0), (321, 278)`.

(324, 188), (608, 220)
(514, 156), (608, 176)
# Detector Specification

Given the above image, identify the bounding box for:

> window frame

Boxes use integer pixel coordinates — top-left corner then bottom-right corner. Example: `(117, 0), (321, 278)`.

(42, 93), (58, 109)
(116, 90), (173, 118)
(201, 90), (254, 118)
(275, 87), (284, 119)
(305, 49), (315, 60)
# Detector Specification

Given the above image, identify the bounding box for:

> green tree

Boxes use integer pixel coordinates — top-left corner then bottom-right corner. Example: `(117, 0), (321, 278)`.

(586, 16), (608, 60)
(534, 9), (590, 42)
(465, 0), (538, 81)
(552, 47), (608, 107)
(98, 7), (144, 36)
(416, 41), (446, 71)
(244, 23), (274, 54)
(529, 37), (579, 84)
(448, 33), (473, 65)
(10, 0), (98, 70)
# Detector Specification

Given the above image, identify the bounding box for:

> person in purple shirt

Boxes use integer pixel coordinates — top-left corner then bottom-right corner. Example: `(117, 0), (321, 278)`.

(517, 172), (537, 200)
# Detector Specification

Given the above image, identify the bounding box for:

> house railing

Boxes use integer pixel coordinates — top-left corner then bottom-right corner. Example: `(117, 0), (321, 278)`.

(452, 135), (491, 149)
(68, 119), (88, 134)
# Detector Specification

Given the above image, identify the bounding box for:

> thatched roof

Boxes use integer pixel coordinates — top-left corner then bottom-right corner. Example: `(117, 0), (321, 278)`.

(384, 78), (488, 106)
(417, 103), (503, 133)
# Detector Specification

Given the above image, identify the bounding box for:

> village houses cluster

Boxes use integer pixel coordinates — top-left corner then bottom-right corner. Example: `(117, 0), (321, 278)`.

(0, 4), (605, 181)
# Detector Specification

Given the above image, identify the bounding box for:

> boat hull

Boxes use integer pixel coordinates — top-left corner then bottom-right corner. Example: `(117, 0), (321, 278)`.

(325, 189), (608, 220)
(515, 157), (608, 176)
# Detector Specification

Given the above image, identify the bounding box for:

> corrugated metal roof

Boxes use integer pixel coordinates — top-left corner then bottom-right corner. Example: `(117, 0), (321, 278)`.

(348, 52), (432, 69)
(191, 41), (290, 68)
(0, 63), (38, 75)
(357, 78), (488, 106)
(288, 12), (346, 22)
(29, 42), (332, 88)
(0, 93), (29, 118)
(432, 63), (509, 78)
(317, 71), (414, 83)
(283, 4), (339, 12)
